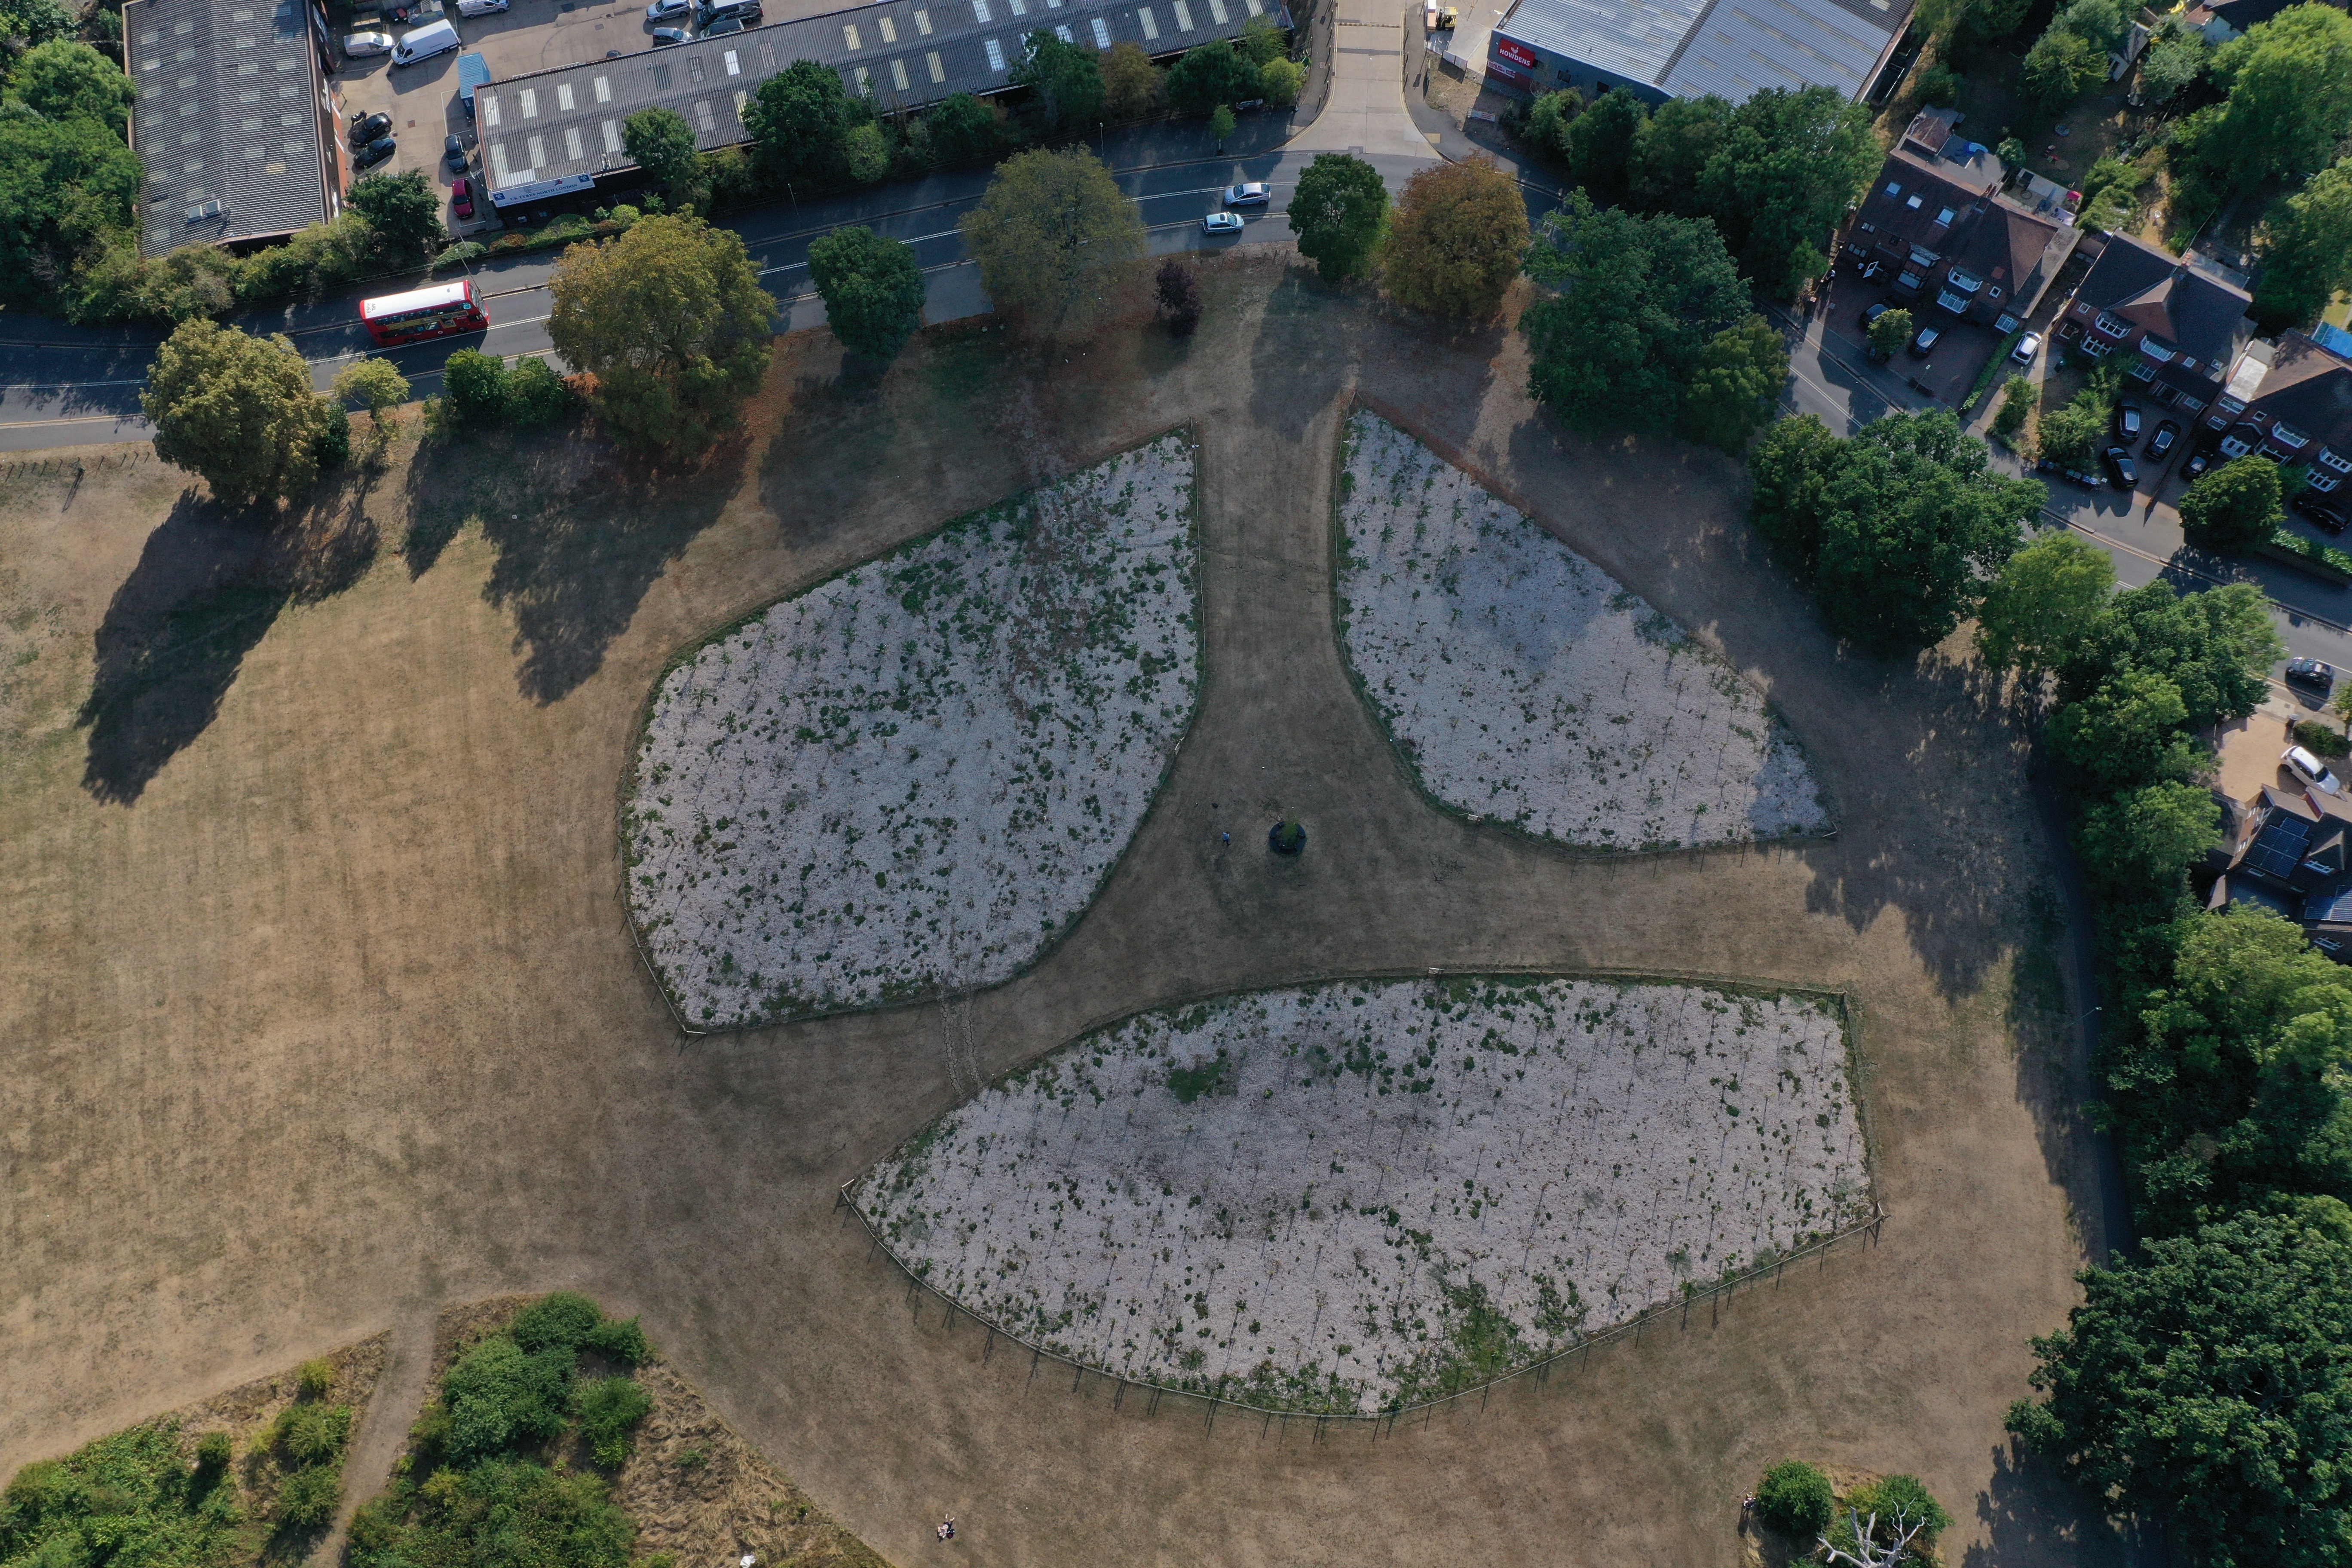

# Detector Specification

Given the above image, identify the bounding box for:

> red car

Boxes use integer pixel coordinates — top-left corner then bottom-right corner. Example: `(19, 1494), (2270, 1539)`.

(450, 175), (473, 218)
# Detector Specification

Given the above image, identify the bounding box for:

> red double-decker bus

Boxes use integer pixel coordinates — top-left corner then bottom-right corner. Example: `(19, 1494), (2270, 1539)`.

(359, 280), (487, 346)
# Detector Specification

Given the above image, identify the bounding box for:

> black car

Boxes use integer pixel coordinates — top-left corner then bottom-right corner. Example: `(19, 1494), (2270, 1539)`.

(444, 133), (466, 170)
(2147, 420), (2179, 460)
(698, 0), (760, 22)
(702, 13), (744, 31)
(348, 111), (392, 147)
(2286, 657), (2338, 691)
(2294, 493), (2349, 533)
(2182, 449), (2214, 481)
(2102, 445), (2138, 490)
(2113, 401), (2144, 440)
(1908, 322), (1940, 355)
(354, 134), (396, 170)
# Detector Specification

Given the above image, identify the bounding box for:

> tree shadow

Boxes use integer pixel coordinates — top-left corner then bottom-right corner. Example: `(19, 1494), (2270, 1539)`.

(405, 429), (748, 704)
(79, 477), (380, 805)
(1962, 1439), (2138, 1567)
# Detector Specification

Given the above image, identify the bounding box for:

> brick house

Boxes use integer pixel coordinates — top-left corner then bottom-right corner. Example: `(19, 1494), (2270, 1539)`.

(2205, 330), (2352, 496)
(2057, 231), (2256, 420)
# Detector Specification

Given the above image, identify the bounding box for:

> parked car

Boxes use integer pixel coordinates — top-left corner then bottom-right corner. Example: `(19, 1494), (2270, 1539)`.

(2182, 449), (2214, 481)
(646, 0), (691, 15)
(454, 0), (506, 15)
(2286, 657), (2337, 691)
(2286, 745), (2344, 795)
(2102, 445), (2137, 490)
(698, 0), (761, 22)
(2009, 331), (2042, 364)
(1907, 322), (1940, 355)
(701, 13), (744, 32)
(1201, 211), (1244, 234)
(444, 133), (466, 170)
(451, 175), (474, 217)
(344, 30), (395, 54)
(354, 134), (397, 169)
(649, 24), (690, 42)
(2294, 493), (2349, 533)
(2147, 420), (2179, 460)
(348, 111), (392, 146)
(2113, 400), (2144, 440)
(1224, 182), (1271, 206)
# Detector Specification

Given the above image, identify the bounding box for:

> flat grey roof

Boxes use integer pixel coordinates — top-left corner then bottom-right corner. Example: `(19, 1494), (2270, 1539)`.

(1498, 0), (1904, 101)
(477, 0), (1269, 201)
(124, 0), (336, 254)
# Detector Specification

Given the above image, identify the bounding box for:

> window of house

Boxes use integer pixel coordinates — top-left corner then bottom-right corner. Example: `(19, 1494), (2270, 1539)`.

(1905, 194), (1922, 209)
(2221, 435), (2253, 457)
(2137, 337), (2173, 363)
(1946, 267), (1982, 293)
(2272, 420), (2311, 448)
(1934, 206), (1955, 225)
(2127, 359), (2156, 381)
(2179, 396), (2207, 412)
(1884, 181), (1901, 196)
(2093, 311), (2132, 338)
(1936, 289), (1971, 315)
(2313, 472), (2343, 493)
(2319, 448), (2352, 473)
(2080, 337), (2112, 358)
(1897, 270), (1923, 292)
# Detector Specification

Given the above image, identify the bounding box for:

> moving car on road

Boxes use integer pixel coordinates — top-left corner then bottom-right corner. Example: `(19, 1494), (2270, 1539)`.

(2101, 445), (2137, 490)
(2286, 658), (2337, 692)
(360, 279), (487, 346)
(1202, 211), (1244, 234)
(2286, 746), (2344, 795)
(1224, 182), (1271, 206)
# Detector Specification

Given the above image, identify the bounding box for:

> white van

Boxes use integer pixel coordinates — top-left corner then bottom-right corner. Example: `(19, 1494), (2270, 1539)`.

(392, 18), (459, 64)
(454, 0), (507, 15)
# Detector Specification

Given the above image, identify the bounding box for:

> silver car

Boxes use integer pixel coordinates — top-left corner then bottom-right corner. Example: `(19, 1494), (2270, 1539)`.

(1223, 182), (1271, 206)
(646, 0), (692, 16)
(344, 29), (395, 53)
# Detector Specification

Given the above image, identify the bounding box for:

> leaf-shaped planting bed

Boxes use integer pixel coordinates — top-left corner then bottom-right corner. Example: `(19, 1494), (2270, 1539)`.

(625, 435), (1199, 1028)
(851, 975), (1872, 1413)
(1337, 411), (1832, 851)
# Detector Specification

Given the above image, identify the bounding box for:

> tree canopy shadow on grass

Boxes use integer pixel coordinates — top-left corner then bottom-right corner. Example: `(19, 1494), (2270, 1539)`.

(403, 430), (747, 704)
(79, 482), (378, 805)
(1962, 1438), (2134, 1568)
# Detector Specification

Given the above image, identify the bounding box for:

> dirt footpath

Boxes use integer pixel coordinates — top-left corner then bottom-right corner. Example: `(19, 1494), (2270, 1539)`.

(0, 256), (2116, 1567)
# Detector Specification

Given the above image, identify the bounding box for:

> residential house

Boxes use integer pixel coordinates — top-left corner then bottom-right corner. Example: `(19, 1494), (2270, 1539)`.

(2205, 781), (2352, 962)
(2205, 330), (2352, 496)
(1847, 110), (2081, 333)
(2057, 231), (2256, 420)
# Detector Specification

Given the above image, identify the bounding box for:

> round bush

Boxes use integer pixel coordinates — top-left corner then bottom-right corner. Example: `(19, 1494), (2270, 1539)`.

(296, 1358), (336, 1400)
(276, 1462), (341, 1530)
(1755, 1459), (1834, 1537)
(511, 1292), (603, 1354)
(195, 1430), (234, 1473)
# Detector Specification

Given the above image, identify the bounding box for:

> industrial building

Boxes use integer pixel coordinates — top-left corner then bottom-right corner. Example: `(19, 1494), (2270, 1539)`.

(1482, 0), (1911, 107)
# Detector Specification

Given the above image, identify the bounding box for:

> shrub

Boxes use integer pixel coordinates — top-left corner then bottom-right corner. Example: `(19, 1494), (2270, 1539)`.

(441, 1337), (574, 1464)
(433, 240), (489, 270)
(1156, 257), (1202, 336)
(582, 1315), (650, 1365)
(274, 1403), (354, 1467)
(1992, 373), (2034, 439)
(275, 1463), (341, 1530)
(440, 349), (510, 425)
(2295, 719), (2349, 758)
(1841, 1473), (1951, 1544)
(1916, 62), (1963, 105)
(346, 1459), (632, 1568)
(313, 401), (352, 469)
(193, 1431), (233, 1474)
(502, 358), (579, 426)
(574, 1377), (655, 1468)
(511, 1292), (605, 1354)
(1755, 1459), (1834, 1536)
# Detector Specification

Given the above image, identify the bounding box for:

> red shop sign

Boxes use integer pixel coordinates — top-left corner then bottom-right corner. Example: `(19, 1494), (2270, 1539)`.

(1494, 35), (1537, 66)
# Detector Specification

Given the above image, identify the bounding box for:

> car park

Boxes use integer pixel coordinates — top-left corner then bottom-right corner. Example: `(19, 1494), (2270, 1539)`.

(349, 111), (392, 146)
(354, 135), (397, 169)
(2009, 331), (2042, 364)
(1202, 211), (1244, 234)
(2293, 493), (2349, 533)
(2286, 745), (2344, 795)
(444, 134), (467, 170)
(392, 17), (460, 63)
(1907, 323), (1939, 355)
(1224, 182), (1271, 206)
(2113, 400), (2143, 440)
(344, 30), (394, 54)
(2182, 449), (2213, 481)
(2286, 658), (2337, 691)
(2101, 445), (2137, 490)
(701, 14), (743, 32)
(2147, 420), (2179, 460)
(649, 24), (689, 42)
(451, 175), (474, 217)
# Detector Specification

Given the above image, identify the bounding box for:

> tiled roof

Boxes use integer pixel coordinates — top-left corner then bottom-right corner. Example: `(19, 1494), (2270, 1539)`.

(2241, 331), (2352, 450)
(2074, 231), (2254, 378)
(123, 0), (336, 255)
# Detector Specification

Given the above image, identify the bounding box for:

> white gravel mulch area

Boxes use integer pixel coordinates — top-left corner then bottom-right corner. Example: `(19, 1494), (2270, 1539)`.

(1337, 412), (1832, 851)
(852, 976), (1871, 1413)
(624, 436), (1198, 1027)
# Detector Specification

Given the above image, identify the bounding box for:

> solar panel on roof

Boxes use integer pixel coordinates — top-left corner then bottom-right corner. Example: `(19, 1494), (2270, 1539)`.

(2306, 884), (2352, 924)
(2245, 816), (2316, 882)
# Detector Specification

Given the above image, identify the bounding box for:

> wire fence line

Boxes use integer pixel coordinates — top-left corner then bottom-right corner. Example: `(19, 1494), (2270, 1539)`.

(838, 1184), (1888, 1439)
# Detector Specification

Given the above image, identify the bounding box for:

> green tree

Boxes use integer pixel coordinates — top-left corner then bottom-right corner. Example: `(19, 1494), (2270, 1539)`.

(1209, 102), (1236, 147)
(2074, 780), (2222, 907)
(440, 1336), (575, 1465)
(2022, 25), (2107, 109)
(1976, 529), (2116, 685)
(959, 146), (1145, 331)
(545, 212), (776, 452)
(1626, 93), (1730, 216)
(2036, 388), (2107, 469)
(1287, 152), (1388, 283)
(347, 1459), (634, 1568)
(1238, 13), (1288, 65)
(2009, 1210), (2352, 1562)
(2139, 19), (2211, 101)
(1678, 314), (1787, 453)
(1825, 1476), (1951, 1565)
(623, 106), (704, 209)
(1259, 54), (1305, 107)
(1867, 306), (1913, 359)
(2047, 666), (2197, 787)
(140, 320), (331, 505)
(0, 110), (141, 304)
(1748, 413), (1846, 576)
(1524, 88), (1582, 164)
(1992, 371), (2035, 439)
(925, 92), (999, 163)
(6, 40), (135, 134)
(744, 59), (849, 182)
(2179, 455), (2286, 552)
(1381, 156), (1529, 319)
(1013, 28), (1105, 132)
(1561, 88), (1645, 204)
(807, 224), (925, 361)
(0, 0), (75, 47)
(440, 348), (508, 424)
(502, 356), (578, 426)
(1754, 1461), (1834, 1537)
(1696, 86), (1877, 298)
(842, 121), (891, 183)
(2058, 579), (2282, 732)
(2056, 0), (2133, 52)
(345, 169), (444, 260)
(2254, 157), (2352, 331)
(1164, 38), (1257, 115)
(2206, 3), (2352, 184)
(332, 357), (410, 426)
(1099, 41), (1160, 119)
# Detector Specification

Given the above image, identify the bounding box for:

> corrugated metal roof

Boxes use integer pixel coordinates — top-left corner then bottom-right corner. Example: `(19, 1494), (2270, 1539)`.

(1658, 0), (1895, 99)
(124, 0), (336, 255)
(477, 0), (1266, 200)
(1496, 0), (1708, 84)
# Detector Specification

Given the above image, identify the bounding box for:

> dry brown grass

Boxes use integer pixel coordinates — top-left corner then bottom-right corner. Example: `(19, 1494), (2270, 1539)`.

(0, 253), (2120, 1566)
